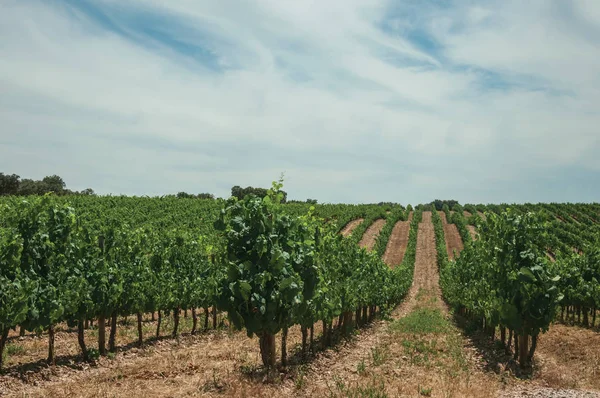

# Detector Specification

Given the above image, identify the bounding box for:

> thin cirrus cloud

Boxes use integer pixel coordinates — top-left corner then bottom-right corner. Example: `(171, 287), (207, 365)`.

(0, 0), (599, 204)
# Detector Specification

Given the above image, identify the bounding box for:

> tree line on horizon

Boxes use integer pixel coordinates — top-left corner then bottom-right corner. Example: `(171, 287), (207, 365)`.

(2, 172), (459, 207)
(0, 173), (95, 197)
(0, 173), (293, 202)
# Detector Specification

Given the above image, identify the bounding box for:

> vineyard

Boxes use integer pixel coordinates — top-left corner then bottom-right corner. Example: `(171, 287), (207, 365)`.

(0, 191), (599, 397)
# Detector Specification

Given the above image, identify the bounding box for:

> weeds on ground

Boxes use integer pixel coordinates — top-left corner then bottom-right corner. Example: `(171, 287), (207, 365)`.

(357, 358), (367, 375)
(295, 365), (307, 390)
(390, 307), (449, 335)
(328, 376), (388, 398)
(371, 345), (389, 366)
(6, 344), (26, 357)
(401, 338), (438, 367)
(418, 384), (432, 396)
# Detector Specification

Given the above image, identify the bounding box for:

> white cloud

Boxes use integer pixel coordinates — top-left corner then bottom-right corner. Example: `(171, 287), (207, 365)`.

(0, 0), (599, 204)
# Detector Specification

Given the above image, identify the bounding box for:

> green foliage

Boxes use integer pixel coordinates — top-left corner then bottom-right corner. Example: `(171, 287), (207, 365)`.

(432, 199), (459, 211)
(215, 182), (412, 366)
(553, 238), (600, 321)
(439, 209), (563, 365)
(231, 185), (287, 203)
(0, 172), (98, 196)
(176, 192), (214, 199)
(215, 182), (316, 337)
(431, 209), (449, 270)
(450, 211), (472, 245)
(0, 173), (20, 196)
(0, 226), (29, 334)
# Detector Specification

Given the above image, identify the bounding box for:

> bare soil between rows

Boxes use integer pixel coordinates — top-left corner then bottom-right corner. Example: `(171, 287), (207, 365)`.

(467, 225), (477, 240)
(382, 213), (412, 267)
(340, 218), (364, 237)
(358, 218), (386, 251)
(444, 223), (464, 260)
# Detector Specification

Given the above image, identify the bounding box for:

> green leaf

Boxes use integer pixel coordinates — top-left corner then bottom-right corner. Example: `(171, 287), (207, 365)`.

(518, 267), (536, 282)
(239, 281), (251, 301)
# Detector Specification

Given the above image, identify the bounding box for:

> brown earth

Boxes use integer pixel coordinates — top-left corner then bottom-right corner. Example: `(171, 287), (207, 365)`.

(444, 223), (464, 260)
(382, 212), (412, 267)
(467, 225), (477, 240)
(358, 218), (386, 251)
(421, 211), (432, 223)
(439, 211), (448, 225)
(478, 211), (487, 221)
(411, 214), (443, 306)
(340, 218), (364, 237)
(464, 211), (472, 218)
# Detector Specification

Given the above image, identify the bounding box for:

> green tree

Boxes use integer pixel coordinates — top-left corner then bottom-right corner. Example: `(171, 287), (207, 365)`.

(42, 175), (66, 194)
(0, 173), (20, 196)
(18, 179), (43, 195)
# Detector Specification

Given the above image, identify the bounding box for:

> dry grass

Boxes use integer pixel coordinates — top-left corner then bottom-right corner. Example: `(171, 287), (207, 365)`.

(534, 324), (600, 390)
(2, 316), (330, 397)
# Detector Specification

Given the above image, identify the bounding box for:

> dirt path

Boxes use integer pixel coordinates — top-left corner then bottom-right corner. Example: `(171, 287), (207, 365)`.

(467, 225), (477, 240)
(464, 211), (472, 218)
(410, 215), (444, 310)
(358, 218), (386, 251)
(382, 212), (412, 267)
(478, 211), (487, 220)
(439, 211), (448, 224)
(444, 223), (464, 260)
(340, 218), (364, 237)
(437, 211), (465, 258)
(283, 211), (497, 397)
(422, 210), (432, 223)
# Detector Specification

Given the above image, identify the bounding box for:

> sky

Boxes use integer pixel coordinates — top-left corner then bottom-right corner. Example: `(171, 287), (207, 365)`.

(1, 0), (599, 205)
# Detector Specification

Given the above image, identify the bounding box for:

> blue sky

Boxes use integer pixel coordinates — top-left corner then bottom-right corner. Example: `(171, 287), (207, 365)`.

(1, 0), (599, 204)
